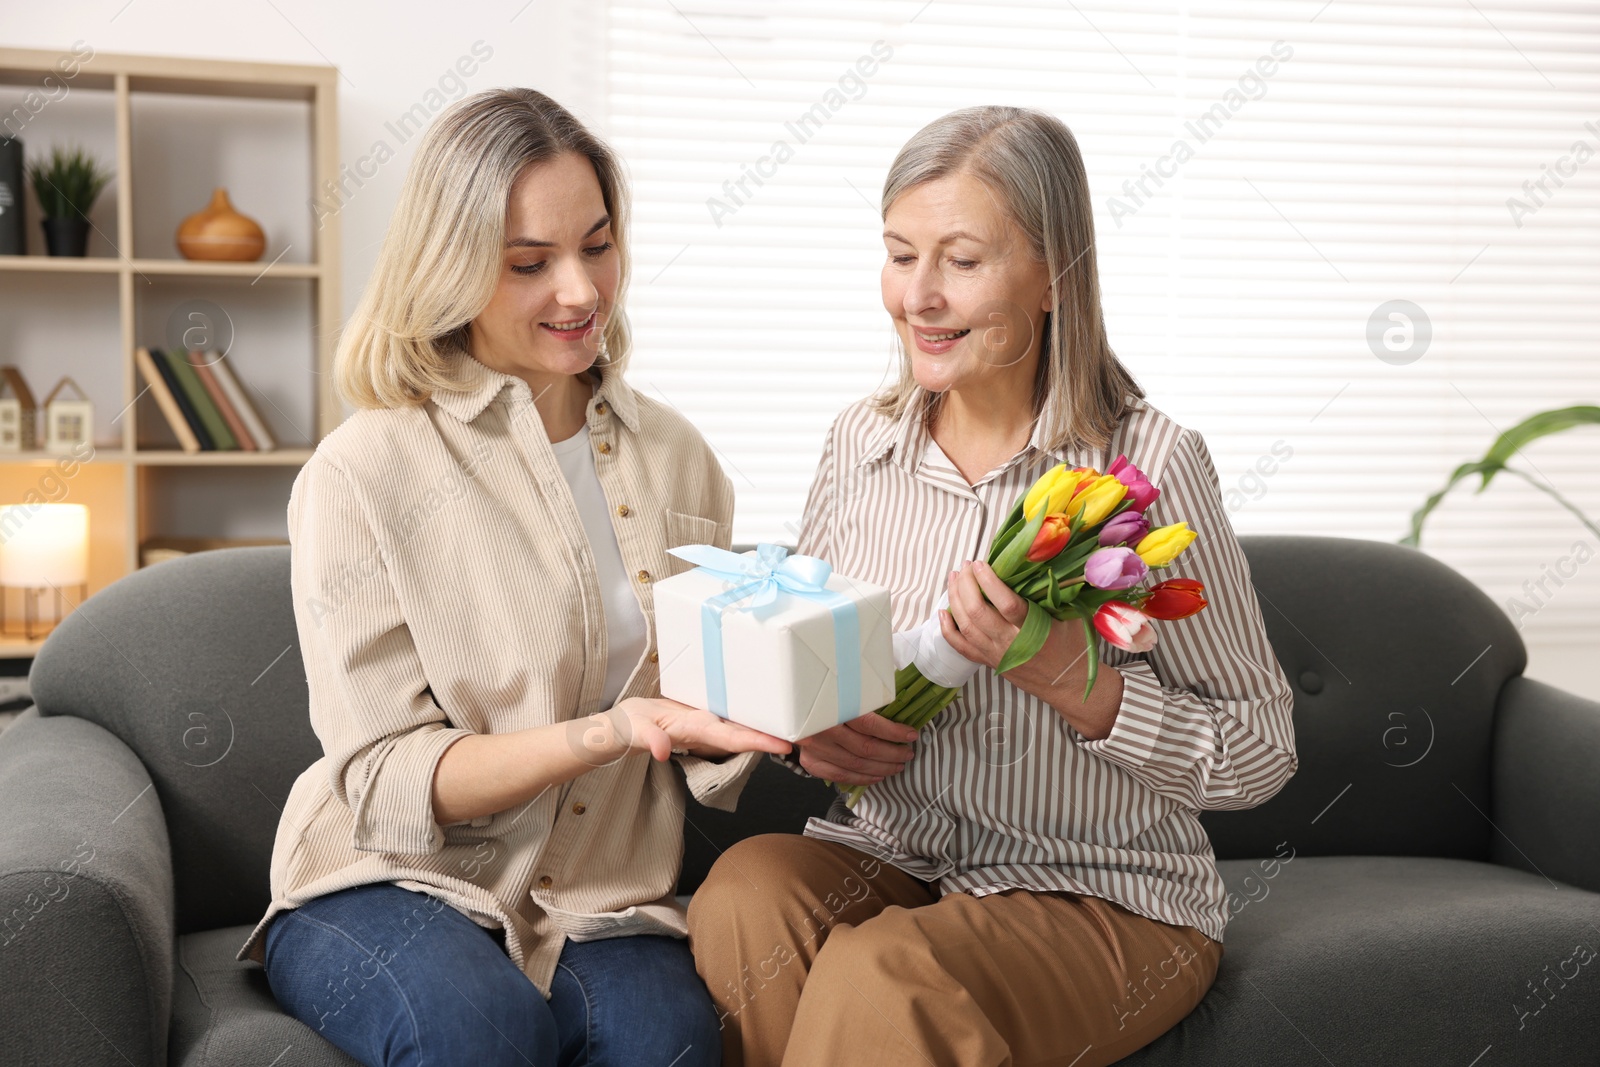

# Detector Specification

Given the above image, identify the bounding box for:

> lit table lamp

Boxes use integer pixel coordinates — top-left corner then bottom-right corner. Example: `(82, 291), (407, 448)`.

(0, 503), (89, 639)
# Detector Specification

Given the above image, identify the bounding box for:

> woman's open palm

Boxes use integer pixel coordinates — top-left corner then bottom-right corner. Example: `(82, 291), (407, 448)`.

(597, 697), (793, 763)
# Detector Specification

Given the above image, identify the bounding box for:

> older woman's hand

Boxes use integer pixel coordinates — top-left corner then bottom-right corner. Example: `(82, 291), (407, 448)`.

(794, 713), (920, 786)
(939, 560), (1122, 739)
(941, 560), (1090, 694)
(582, 697), (793, 764)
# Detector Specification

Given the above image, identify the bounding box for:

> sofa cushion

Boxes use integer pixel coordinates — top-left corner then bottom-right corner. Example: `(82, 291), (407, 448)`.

(31, 547), (317, 936)
(171, 925), (360, 1067)
(1124, 855), (1600, 1065)
(1199, 537), (1525, 867)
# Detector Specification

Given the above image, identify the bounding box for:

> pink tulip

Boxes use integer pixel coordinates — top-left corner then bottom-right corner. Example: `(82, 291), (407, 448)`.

(1107, 454), (1161, 512)
(1093, 600), (1158, 653)
(1083, 546), (1148, 590)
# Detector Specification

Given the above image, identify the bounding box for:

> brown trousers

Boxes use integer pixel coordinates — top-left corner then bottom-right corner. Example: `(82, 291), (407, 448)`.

(686, 834), (1223, 1067)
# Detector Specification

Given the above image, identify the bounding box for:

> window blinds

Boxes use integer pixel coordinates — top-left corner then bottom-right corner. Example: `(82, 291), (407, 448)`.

(603, 0), (1600, 644)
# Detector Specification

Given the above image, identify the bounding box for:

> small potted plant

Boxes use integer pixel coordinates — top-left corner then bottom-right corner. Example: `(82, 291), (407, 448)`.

(26, 145), (113, 257)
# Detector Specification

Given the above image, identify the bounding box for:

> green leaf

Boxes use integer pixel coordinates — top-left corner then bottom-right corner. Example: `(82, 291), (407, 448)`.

(1480, 406), (1600, 471)
(26, 144), (113, 219)
(988, 516), (1026, 566)
(1001, 492), (1025, 533)
(996, 600), (1053, 674)
(991, 504), (1046, 581)
(1080, 612), (1101, 703)
(1403, 406), (1600, 547)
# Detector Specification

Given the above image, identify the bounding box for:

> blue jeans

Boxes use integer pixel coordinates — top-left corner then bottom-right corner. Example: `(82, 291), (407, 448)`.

(262, 882), (720, 1067)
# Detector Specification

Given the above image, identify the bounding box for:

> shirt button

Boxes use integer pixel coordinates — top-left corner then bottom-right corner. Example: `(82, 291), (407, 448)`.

(571, 802), (587, 815)
(648, 651), (659, 664)
(595, 401), (608, 415)
(596, 441), (612, 455)
(538, 875), (553, 890)
(616, 504), (630, 517)
(637, 569), (652, 583)
(970, 500), (980, 510)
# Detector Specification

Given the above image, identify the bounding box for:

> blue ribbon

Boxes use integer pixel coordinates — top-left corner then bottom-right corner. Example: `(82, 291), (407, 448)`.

(666, 543), (862, 723)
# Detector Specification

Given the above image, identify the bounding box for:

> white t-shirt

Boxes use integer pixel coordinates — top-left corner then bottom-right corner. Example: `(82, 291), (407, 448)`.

(549, 424), (650, 712)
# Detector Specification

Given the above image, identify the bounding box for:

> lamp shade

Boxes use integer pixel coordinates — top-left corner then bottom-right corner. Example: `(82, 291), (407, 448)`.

(0, 504), (89, 586)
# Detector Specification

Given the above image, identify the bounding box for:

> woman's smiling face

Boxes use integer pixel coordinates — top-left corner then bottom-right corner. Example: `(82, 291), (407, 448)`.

(470, 151), (620, 379)
(881, 169), (1052, 396)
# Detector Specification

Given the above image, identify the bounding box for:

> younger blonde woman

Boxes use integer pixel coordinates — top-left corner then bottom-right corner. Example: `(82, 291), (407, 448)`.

(236, 88), (788, 1067)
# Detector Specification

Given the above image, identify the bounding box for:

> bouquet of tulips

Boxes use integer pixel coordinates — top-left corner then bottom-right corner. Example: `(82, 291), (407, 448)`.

(841, 455), (1210, 807)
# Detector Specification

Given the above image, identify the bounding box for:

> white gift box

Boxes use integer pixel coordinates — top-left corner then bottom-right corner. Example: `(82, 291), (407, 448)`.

(654, 544), (895, 742)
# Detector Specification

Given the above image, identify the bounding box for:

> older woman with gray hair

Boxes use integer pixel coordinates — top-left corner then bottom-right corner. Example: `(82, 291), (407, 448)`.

(688, 106), (1299, 1066)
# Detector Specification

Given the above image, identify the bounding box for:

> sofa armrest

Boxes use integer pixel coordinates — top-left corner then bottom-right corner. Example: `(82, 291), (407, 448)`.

(1490, 675), (1600, 895)
(0, 707), (174, 1066)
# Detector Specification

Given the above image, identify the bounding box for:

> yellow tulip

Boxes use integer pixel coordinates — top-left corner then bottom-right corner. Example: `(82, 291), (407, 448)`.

(1023, 464), (1099, 520)
(1069, 475), (1127, 528)
(1135, 522), (1197, 567)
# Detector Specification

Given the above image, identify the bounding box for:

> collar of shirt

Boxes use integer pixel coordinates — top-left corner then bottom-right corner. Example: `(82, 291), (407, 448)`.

(429, 351), (642, 433)
(855, 386), (1078, 485)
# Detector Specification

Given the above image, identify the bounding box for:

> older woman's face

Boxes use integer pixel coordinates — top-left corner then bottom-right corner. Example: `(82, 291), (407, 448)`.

(471, 151), (619, 379)
(881, 170), (1052, 397)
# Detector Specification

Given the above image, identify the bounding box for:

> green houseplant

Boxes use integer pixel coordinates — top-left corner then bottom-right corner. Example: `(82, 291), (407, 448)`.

(1402, 405), (1600, 547)
(26, 144), (113, 257)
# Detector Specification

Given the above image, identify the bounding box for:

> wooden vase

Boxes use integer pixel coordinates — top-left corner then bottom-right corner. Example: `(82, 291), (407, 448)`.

(175, 188), (265, 261)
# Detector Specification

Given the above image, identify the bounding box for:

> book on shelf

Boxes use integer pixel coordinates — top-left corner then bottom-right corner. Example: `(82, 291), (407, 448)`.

(163, 349), (237, 450)
(134, 347), (277, 453)
(205, 350), (276, 451)
(194, 356), (257, 450)
(135, 346), (207, 451)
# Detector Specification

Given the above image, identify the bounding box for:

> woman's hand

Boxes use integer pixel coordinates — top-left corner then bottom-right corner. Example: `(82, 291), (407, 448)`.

(940, 560), (1122, 739)
(941, 560), (1086, 685)
(794, 713), (920, 786)
(585, 697), (793, 763)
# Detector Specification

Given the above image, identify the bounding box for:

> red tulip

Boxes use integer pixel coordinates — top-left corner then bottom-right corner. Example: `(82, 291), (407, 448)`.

(1140, 577), (1208, 621)
(1092, 600), (1157, 653)
(1026, 514), (1072, 562)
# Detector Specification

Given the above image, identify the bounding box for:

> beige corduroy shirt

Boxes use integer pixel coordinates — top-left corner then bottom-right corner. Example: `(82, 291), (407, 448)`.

(234, 352), (761, 997)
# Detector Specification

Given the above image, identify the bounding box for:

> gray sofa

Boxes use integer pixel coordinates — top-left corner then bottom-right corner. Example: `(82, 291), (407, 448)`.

(1, 537), (1597, 1065)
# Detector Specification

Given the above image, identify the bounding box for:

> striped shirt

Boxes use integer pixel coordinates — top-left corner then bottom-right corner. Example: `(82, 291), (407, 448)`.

(788, 389), (1299, 943)
(234, 352), (761, 997)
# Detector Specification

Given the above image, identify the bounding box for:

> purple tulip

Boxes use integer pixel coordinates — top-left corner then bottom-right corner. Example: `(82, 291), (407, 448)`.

(1083, 546), (1149, 590)
(1098, 510), (1151, 547)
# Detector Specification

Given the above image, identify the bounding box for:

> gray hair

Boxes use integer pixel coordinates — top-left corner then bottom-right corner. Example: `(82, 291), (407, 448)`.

(336, 88), (633, 409)
(875, 105), (1143, 451)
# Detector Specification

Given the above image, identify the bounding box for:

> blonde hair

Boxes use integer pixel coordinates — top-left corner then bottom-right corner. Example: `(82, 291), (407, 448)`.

(874, 106), (1143, 451)
(336, 88), (633, 409)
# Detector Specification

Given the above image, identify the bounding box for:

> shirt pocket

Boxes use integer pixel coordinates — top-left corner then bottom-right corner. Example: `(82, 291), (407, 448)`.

(663, 509), (726, 576)
(537, 894), (690, 943)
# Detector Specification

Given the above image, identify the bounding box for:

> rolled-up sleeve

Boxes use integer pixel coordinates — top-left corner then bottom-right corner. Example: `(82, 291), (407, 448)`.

(289, 454), (473, 854)
(1073, 429), (1299, 811)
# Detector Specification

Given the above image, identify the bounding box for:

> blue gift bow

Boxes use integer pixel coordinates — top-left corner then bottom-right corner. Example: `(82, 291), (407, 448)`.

(664, 543), (862, 723)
